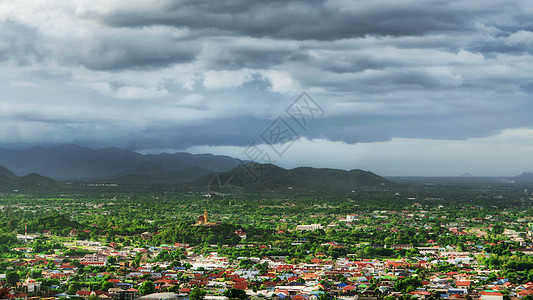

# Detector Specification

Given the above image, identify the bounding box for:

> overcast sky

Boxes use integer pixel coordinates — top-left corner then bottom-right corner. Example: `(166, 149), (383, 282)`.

(1, 0), (533, 176)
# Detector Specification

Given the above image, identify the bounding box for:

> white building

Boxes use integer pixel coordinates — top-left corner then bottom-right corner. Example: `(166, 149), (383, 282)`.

(296, 224), (323, 231)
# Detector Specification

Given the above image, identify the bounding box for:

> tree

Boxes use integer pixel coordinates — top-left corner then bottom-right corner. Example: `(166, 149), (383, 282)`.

(30, 270), (42, 279)
(189, 287), (206, 300)
(6, 272), (20, 286)
(318, 293), (335, 300)
(238, 259), (253, 269)
(66, 282), (81, 295)
(101, 281), (115, 292)
(138, 281), (155, 295)
(224, 288), (248, 300)
(394, 276), (421, 293)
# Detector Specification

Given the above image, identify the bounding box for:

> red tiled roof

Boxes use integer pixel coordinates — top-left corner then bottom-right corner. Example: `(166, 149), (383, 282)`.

(456, 281), (471, 287)
(480, 291), (503, 296)
(76, 291), (92, 296)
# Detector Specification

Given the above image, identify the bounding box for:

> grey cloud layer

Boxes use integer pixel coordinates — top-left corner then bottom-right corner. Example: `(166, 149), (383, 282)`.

(99, 0), (507, 39)
(0, 0), (533, 157)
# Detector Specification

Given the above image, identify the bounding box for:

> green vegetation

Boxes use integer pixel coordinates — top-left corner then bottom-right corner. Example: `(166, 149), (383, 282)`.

(0, 177), (532, 300)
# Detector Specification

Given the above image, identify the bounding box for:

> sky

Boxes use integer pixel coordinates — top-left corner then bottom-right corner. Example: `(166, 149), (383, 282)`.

(1, 0), (533, 176)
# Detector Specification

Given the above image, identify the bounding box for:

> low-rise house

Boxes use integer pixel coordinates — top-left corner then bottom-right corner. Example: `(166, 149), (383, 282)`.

(81, 253), (108, 266)
(479, 291), (504, 300)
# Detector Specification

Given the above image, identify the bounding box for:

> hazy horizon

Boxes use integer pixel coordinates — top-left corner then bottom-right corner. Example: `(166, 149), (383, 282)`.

(0, 143), (531, 178)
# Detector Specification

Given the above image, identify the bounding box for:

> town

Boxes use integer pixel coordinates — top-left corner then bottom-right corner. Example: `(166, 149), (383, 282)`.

(0, 185), (532, 300)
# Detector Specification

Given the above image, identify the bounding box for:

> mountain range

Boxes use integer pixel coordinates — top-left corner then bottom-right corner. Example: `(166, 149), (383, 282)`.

(0, 162), (392, 193)
(0, 144), (396, 193)
(0, 144), (531, 193)
(0, 144), (242, 179)
(201, 164), (392, 193)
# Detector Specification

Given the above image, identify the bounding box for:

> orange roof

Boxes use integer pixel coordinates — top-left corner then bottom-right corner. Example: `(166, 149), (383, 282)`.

(410, 291), (431, 295)
(518, 289), (533, 296)
(480, 291), (503, 296)
(456, 281), (471, 287)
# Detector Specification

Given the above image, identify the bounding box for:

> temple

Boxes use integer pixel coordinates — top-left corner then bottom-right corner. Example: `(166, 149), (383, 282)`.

(196, 209), (219, 226)
(197, 209), (208, 224)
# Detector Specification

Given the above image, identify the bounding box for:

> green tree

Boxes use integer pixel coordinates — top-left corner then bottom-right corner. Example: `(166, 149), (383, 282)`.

(224, 288), (248, 300)
(138, 281), (156, 295)
(394, 276), (422, 293)
(189, 287), (206, 300)
(6, 272), (20, 286)
(29, 269), (42, 278)
(318, 293), (335, 300)
(66, 282), (81, 295)
(101, 281), (115, 291)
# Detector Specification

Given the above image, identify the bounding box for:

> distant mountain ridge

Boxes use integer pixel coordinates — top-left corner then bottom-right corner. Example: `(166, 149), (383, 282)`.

(1, 144), (531, 192)
(0, 167), (57, 192)
(0, 144), (242, 179)
(0, 162), (393, 193)
(515, 172), (533, 183)
(195, 163), (394, 193)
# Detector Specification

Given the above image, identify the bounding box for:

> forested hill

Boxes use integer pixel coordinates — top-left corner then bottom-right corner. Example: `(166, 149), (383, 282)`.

(0, 165), (57, 192)
(0, 165), (17, 179)
(198, 163), (394, 193)
(0, 162), (392, 193)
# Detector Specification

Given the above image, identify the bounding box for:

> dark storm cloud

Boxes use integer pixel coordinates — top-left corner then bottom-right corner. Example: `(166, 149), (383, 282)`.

(55, 28), (199, 71)
(51, 101), (533, 151)
(2, 0), (533, 175)
(204, 42), (299, 70)
(71, 39), (197, 71)
(0, 19), (198, 72)
(98, 0), (478, 40)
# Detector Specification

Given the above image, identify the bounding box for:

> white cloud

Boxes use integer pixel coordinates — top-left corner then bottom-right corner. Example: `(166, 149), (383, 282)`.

(260, 70), (302, 95)
(85, 82), (168, 99)
(113, 86), (169, 99)
(506, 30), (533, 46)
(203, 69), (254, 90)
